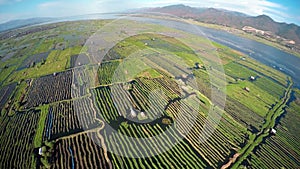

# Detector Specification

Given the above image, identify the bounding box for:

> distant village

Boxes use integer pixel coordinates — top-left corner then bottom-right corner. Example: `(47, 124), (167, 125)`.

(242, 26), (300, 53)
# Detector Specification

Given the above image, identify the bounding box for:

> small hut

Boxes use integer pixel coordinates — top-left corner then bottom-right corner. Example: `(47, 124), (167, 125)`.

(244, 87), (250, 92)
(270, 128), (277, 135)
(140, 111), (146, 118)
(130, 107), (137, 118)
(181, 74), (188, 79)
(194, 62), (202, 69)
(38, 147), (43, 155)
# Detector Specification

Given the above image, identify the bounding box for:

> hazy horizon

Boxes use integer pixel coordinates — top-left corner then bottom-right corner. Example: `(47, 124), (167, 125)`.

(0, 0), (299, 25)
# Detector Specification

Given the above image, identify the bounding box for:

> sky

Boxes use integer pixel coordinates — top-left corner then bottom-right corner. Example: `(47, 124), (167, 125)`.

(0, 0), (299, 25)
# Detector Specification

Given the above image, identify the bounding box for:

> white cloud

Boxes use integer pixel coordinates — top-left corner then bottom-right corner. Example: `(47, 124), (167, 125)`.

(38, 1), (62, 9)
(141, 0), (286, 17)
(0, 13), (18, 23)
(0, 0), (297, 24)
(34, 0), (147, 18)
(0, 0), (23, 5)
(35, 0), (102, 17)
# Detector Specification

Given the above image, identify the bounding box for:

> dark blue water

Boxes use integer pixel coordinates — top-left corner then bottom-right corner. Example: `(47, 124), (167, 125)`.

(46, 107), (53, 140)
(68, 146), (75, 169)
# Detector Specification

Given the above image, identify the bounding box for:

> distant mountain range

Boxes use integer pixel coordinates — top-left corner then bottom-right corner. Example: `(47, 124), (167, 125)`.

(0, 17), (55, 32)
(1, 5), (299, 44)
(141, 4), (300, 44)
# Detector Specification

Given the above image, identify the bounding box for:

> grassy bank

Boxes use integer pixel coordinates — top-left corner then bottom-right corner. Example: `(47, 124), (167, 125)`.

(231, 78), (293, 168)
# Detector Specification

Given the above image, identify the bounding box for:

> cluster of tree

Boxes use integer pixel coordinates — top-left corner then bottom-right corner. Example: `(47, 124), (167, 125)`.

(39, 141), (55, 169)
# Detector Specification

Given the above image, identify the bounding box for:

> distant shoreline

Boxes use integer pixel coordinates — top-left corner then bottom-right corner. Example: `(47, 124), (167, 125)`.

(130, 14), (300, 59)
(2, 13), (300, 59)
(188, 20), (300, 58)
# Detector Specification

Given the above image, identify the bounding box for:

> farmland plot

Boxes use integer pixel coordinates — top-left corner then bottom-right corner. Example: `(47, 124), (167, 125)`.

(92, 73), (247, 168)
(43, 98), (99, 141)
(17, 52), (49, 71)
(51, 133), (111, 169)
(102, 126), (209, 169)
(0, 110), (40, 169)
(247, 90), (300, 169)
(24, 70), (72, 108)
(0, 19), (297, 169)
(0, 83), (17, 110)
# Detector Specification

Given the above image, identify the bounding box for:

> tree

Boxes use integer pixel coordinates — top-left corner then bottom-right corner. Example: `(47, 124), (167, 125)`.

(41, 157), (51, 169)
(41, 59), (46, 65)
(15, 101), (21, 110)
(41, 146), (47, 154)
(45, 141), (55, 149)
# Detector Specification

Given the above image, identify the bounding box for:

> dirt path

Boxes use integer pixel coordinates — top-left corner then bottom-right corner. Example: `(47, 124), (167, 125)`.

(55, 125), (104, 141)
(88, 96), (113, 169)
(221, 153), (240, 169)
(55, 96), (112, 169)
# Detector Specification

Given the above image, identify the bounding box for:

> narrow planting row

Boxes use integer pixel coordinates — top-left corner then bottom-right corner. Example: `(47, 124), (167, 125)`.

(0, 110), (40, 169)
(25, 70), (72, 108)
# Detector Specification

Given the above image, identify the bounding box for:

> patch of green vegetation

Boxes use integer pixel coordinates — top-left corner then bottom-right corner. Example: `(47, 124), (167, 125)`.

(285, 88), (300, 129)
(224, 58), (289, 118)
(231, 79), (293, 169)
(32, 39), (55, 55)
(110, 33), (202, 68)
(0, 56), (22, 68)
(245, 88), (300, 169)
(34, 104), (49, 148)
(0, 65), (17, 85)
(120, 121), (129, 129)
(8, 80), (28, 111)
(31, 154), (36, 169)
(8, 46), (83, 82)
(237, 57), (287, 86)
(41, 156), (51, 169)
(227, 80), (279, 117)
(184, 95), (208, 116)
(174, 52), (202, 67)
(136, 68), (162, 79)
(225, 62), (258, 80)
(143, 35), (192, 53)
(252, 77), (286, 99)
(118, 57), (152, 81)
(111, 38), (145, 59)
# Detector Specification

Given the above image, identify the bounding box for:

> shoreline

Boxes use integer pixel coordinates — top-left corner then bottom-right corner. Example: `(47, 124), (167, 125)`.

(131, 14), (300, 58)
(189, 20), (300, 58)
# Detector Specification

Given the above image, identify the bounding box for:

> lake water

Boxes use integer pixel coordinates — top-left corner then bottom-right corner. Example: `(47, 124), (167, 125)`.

(39, 14), (300, 87)
(126, 16), (300, 88)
